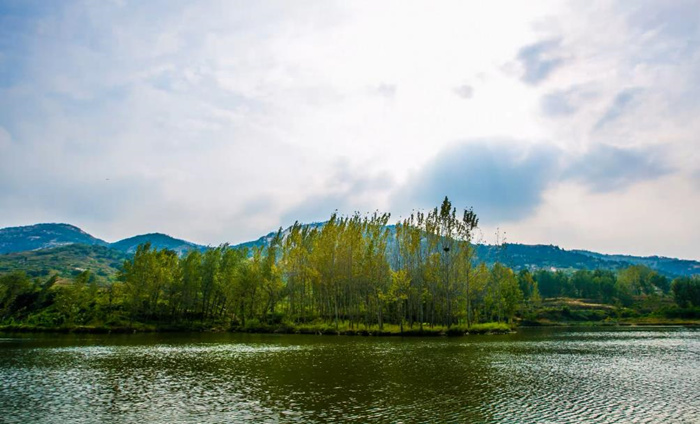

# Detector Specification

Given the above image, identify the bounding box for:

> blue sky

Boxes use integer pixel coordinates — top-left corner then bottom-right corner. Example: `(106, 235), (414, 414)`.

(1, 0), (699, 259)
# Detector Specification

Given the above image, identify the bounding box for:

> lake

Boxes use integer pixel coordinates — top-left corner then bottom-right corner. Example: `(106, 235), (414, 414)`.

(1, 327), (698, 423)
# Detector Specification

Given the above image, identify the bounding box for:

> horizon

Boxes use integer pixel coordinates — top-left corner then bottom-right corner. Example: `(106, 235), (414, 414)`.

(1, 2), (699, 259)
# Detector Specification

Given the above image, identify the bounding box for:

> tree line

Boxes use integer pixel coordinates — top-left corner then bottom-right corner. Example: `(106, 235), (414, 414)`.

(1, 197), (699, 331)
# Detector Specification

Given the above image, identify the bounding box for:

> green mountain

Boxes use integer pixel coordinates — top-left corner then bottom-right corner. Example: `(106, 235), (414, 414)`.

(0, 243), (127, 282)
(0, 224), (205, 282)
(110, 233), (206, 255)
(473, 242), (699, 277)
(572, 249), (700, 278)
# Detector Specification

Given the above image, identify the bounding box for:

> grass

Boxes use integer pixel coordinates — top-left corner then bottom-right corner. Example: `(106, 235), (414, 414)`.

(227, 320), (513, 337)
(519, 297), (700, 327)
(0, 323), (157, 334)
(617, 317), (700, 326)
(446, 322), (512, 336)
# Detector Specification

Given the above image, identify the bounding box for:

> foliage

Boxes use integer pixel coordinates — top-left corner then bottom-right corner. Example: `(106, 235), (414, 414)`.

(0, 198), (695, 332)
(671, 276), (700, 308)
(0, 244), (127, 282)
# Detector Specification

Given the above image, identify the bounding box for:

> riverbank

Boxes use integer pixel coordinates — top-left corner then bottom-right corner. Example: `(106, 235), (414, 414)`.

(521, 297), (700, 327)
(4, 318), (698, 337)
(0, 321), (513, 336)
(521, 318), (700, 327)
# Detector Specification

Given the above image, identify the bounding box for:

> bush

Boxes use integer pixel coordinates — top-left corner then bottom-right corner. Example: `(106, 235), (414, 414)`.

(242, 318), (272, 333)
(656, 306), (700, 319)
(468, 322), (511, 334)
(265, 312), (285, 325)
(294, 322), (337, 335)
(446, 325), (469, 336)
(273, 322), (295, 333)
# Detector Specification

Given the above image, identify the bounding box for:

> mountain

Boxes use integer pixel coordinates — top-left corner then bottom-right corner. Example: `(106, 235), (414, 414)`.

(110, 233), (206, 255)
(0, 243), (127, 282)
(572, 250), (700, 278)
(0, 224), (205, 256)
(0, 223), (108, 254)
(1, 222), (698, 279)
(475, 244), (634, 273)
(0, 225), (205, 282)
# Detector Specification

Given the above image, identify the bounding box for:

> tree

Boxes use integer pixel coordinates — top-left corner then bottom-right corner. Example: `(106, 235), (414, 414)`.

(487, 263), (522, 323)
(518, 269), (541, 311)
(593, 269), (617, 304)
(671, 276), (700, 308)
(118, 243), (179, 322)
(533, 269), (570, 298)
(55, 270), (95, 325)
(179, 249), (202, 319)
(0, 272), (32, 321)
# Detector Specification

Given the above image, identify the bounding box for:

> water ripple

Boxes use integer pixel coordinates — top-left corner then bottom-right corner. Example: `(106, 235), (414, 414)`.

(0, 329), (698, 423)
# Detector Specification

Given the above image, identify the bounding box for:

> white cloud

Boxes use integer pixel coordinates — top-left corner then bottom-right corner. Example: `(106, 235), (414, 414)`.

(453, 85), (474, 99)
(0, 0), (699, 258)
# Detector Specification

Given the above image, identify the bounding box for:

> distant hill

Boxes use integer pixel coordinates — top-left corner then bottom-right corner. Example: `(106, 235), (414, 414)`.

(0, 223), (108, 254)
(110, 233), (206, 255)
(0, 225), (204, 281)
(0, 224), (206, 256)
(0, 227), (204, 282)
(572, 250), (700, 278)
(0, 244), (127, 282)
(475, 244), (634, 273)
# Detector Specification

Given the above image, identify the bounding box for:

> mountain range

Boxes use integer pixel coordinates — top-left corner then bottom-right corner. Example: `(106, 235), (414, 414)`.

(0, 223), (698, 282)
(0, 223), (205, 255)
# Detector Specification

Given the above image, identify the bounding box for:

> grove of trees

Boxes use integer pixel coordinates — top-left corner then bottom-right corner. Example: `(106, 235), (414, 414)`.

(1, 197), (697, 332)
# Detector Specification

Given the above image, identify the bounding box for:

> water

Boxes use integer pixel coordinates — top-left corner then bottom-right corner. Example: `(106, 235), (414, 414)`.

(0, 327), (698, 423)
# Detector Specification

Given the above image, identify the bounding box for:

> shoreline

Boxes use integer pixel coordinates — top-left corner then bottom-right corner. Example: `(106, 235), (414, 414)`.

(2, 320), (698, 336)
(0, 323), (513, 336)
(521, 318), (700, 328)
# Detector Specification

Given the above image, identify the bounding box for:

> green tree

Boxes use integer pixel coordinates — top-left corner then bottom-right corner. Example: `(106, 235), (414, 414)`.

(0, 271), (32, 321)
(671, 276), (700, 308)
(54, 270), (95, 325)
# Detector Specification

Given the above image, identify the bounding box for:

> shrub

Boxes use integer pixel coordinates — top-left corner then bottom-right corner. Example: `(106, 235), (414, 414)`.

(468, 322), (511, 334)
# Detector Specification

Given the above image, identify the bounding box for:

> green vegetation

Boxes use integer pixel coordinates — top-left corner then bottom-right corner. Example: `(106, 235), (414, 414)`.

(0, 244), (126, 282)
(671, 276), (700, 308)
(1, 197), (698, 334)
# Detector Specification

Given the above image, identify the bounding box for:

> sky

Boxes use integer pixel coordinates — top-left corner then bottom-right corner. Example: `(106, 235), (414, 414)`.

(1, 0), (699, 259)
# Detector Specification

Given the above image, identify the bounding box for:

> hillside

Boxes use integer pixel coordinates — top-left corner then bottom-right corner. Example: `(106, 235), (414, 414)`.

(475, 244), (633, 273)
(0, 243), (127, 282)
(572, 250), (700, 277)
(110, 233), (206, 255)
(0, 224), (205, 256)
(0, 223), (108, 254)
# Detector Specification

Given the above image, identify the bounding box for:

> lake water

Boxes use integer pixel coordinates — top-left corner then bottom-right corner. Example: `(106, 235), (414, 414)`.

(1, 327), (698, 423)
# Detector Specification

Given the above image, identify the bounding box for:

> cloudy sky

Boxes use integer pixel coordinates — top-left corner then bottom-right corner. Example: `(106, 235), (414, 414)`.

(1, 1), (699, 259)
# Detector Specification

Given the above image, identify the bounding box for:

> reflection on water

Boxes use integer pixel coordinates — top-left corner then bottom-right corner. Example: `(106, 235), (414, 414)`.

(1, 328), (698, 423)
